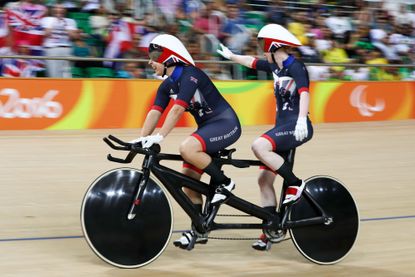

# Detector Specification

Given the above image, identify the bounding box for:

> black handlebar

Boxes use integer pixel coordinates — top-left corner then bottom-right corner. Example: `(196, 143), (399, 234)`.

(103, 135), (161, 163)
(103, 135), (262, 168)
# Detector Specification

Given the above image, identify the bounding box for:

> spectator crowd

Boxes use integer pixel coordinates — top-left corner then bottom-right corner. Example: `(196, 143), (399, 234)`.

(0, 0), (415, 80)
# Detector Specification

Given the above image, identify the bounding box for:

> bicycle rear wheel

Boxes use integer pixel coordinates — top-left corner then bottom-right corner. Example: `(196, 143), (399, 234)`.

(81, 168), (173, 268)
(289, 175), (359, 264)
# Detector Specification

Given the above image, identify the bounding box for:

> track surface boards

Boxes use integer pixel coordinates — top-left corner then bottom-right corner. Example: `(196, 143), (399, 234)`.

(0, 120), (414, 276)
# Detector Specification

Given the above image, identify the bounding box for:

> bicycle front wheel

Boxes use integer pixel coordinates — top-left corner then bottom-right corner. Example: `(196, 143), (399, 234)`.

(289, 175), (359, 264)
(81, 168), (173, 268)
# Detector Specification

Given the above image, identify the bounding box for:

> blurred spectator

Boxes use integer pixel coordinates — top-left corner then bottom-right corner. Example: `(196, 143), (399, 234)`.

(365, 46), (399, 81)
(125, 32), (148, 59)
(89, 5), (109, 37)
(321, 38), (351, 80)
(103, 10), (134, 69)
(192, 1), (222, 37)
(221, 2), (252, 54)
(156, 0), (182, 24)
(344, 24), (373, 63)
(391, 3), (413, 26)
(134, 12), (159, 53)
(5, 0), (47, 54)
(132, 0), (154, 20)
(72, 29), (101, 73)
(288, 11), (310, 46)
(297, 34), (322, 63)
(354, 0), (374, 26)
(266, 0), (288, 26)
(240, 32), (262, 80)
(371, 8), (393, 33)
(182, 0), (205, 16)
(89, 5), (109, 56)
(389, 23), (415, 59)
(116, 59), (144, 78)
(42, 3), (77, 78)
(175, 5), (193, 35)
(314, 26), (333, 52)
(72, 29), (92, 57)
(62, 0), (79, 12)
(370, 26), (399, 61)
(80, 0), (100, 13)
(325, 9), (352, 43)
(309, 14), (327, 40)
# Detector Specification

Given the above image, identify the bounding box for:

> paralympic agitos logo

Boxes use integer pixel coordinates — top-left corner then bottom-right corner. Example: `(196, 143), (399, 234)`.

(349, 85), (385, 117)
(0, 88), (63, 118)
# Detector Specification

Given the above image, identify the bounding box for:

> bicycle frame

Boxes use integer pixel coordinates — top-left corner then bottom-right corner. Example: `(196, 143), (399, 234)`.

(104, 135), (330, 235)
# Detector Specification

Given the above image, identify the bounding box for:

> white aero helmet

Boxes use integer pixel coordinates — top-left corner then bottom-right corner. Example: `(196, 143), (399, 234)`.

(257, 24), (302, 52)
(149, 34), (195, 66)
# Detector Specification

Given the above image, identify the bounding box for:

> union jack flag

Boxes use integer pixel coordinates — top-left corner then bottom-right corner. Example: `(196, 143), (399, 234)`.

(0, 12), (9, 48)
(190, 76), (198, 84)
(5, 2), (47, 48)
(1, 58), (44, 77)
(103, 19), (135, 67)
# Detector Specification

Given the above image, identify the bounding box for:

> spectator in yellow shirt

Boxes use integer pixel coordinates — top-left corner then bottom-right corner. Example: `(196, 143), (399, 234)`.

(365, 47), (399, 80)
(321, 39), (351, 79)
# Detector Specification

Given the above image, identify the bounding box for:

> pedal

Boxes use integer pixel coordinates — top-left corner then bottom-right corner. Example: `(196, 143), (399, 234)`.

(186, 234), (197, 251)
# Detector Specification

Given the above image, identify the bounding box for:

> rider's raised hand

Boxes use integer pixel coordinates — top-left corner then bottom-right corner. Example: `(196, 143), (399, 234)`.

(216, 43), (234, 60)
(294, 116), (308, 142)
(142, 133), (164, 148)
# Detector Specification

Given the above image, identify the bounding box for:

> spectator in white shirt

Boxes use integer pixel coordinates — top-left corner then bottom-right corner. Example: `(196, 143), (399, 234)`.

(41, 3), (78, 78)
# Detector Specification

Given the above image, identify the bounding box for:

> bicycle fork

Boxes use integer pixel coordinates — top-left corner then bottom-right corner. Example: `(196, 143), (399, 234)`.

(127, 155), (154, 220)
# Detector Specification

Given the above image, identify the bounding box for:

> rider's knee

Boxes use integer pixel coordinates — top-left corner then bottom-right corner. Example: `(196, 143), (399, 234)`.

(179, 142), (191, 159)
(251, 141), (260, 155)
(251, 139), (263, 157)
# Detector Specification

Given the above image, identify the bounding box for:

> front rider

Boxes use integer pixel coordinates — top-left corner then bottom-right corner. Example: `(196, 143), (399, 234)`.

(132, 34), (242, 249)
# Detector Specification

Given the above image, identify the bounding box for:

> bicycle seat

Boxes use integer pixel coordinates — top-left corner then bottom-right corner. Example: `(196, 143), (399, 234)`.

(212, 148), (250, 168)
(213, 148), (236, 158)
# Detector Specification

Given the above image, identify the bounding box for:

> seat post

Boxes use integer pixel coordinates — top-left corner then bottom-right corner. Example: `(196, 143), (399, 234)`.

(286, 148), (296, 171)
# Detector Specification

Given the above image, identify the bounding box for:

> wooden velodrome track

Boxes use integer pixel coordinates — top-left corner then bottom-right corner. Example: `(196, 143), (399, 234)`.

(0, 120), (414, 276)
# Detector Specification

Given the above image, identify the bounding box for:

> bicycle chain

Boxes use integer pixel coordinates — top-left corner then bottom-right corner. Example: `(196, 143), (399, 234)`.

(204, 213), (289, 241)
(207, 236), (259, 241)
(208, 213), (260, 240)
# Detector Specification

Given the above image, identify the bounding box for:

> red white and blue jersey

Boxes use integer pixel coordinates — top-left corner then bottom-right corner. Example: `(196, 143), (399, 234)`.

(251, 55), (310, 121)
(152, 65), (232, 125)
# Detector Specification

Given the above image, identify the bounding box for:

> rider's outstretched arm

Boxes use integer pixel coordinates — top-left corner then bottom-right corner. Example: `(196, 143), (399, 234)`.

(217, 43), (256, 68)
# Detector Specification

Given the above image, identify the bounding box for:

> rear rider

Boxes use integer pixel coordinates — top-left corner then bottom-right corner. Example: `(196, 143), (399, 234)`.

(217, 24), (313, 251)
(131, 34), (242, 249)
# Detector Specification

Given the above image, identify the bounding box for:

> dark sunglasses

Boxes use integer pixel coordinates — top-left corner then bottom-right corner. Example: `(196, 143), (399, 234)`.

(148, 43), (163, 61)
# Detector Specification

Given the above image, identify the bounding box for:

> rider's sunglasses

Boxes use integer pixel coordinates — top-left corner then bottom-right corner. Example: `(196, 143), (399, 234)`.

(148, 43), (163, 62)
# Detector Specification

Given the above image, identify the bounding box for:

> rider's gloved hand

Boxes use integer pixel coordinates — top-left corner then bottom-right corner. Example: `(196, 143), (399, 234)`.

(216, 43), (234, 60)
(294, 116), (308, 142)
(129, 137), (144, 144)
(142, 133), (164, 148)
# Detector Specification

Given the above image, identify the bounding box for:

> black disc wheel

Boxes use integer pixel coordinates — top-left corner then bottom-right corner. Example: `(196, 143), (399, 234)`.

(289, 175), (359, 264)
(81, 168), (173, 268)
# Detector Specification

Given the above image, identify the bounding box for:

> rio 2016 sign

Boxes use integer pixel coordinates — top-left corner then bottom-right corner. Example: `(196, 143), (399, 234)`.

(0, 78), (414, 130)
(0, 88), (63, 119)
